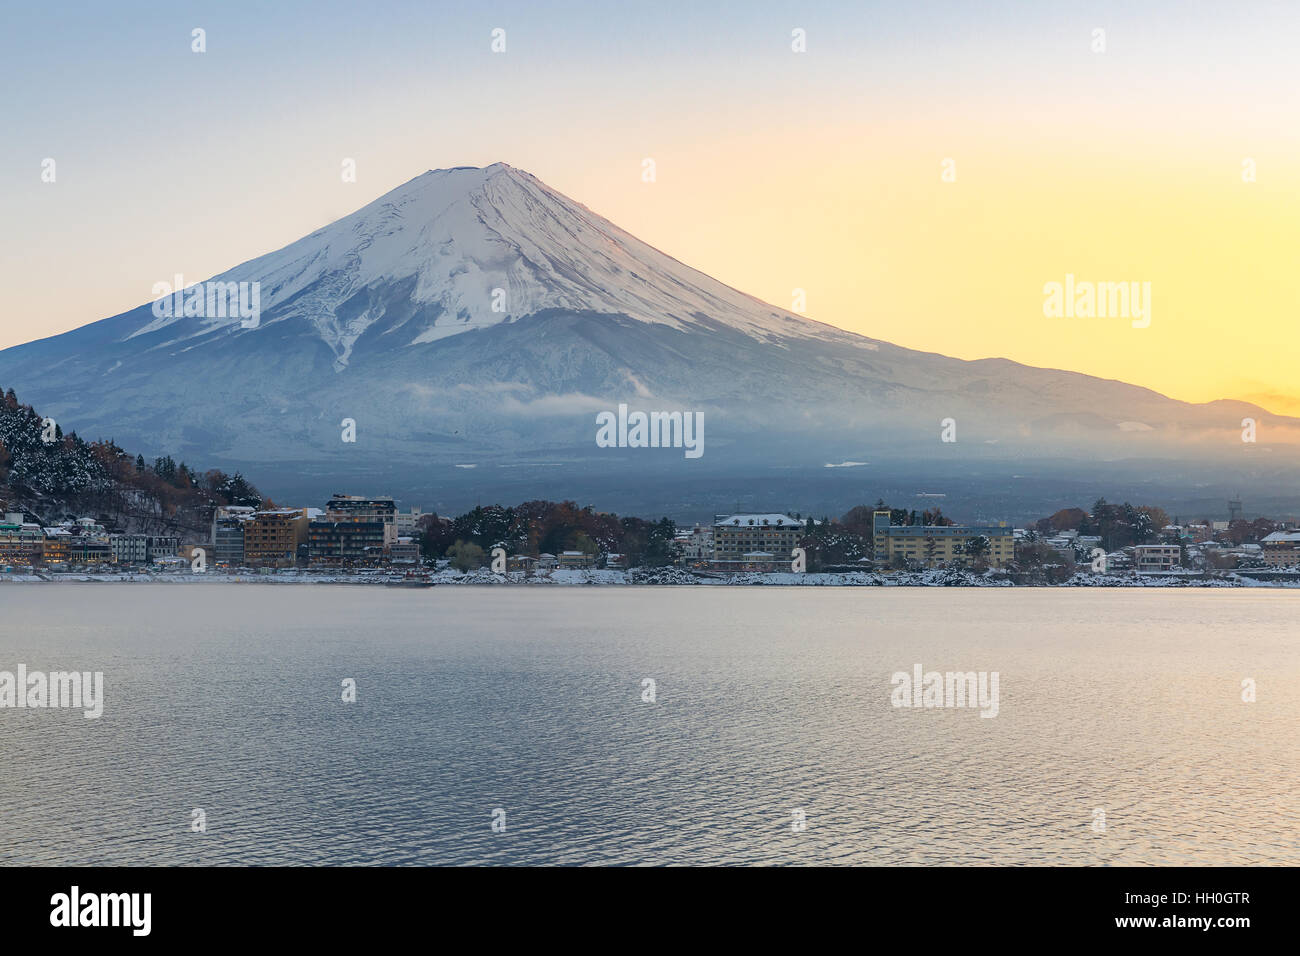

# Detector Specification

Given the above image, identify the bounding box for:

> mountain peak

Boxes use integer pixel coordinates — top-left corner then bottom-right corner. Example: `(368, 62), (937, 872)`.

(125, 164), (835, 362)
(2, 162), (1295, 512)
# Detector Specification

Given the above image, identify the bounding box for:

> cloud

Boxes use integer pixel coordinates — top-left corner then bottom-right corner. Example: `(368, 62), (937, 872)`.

(499, 392), (612, 417)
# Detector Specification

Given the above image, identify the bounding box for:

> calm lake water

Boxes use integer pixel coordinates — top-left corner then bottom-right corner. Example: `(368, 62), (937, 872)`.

(1, 584), (1296, 866)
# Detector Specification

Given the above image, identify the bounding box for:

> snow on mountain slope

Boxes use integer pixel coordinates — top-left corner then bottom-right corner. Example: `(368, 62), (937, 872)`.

(129, 163), (847, 368)
(2, 162), (1298, 506)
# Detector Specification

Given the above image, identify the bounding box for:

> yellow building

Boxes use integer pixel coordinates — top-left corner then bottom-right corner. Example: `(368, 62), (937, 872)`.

(872, 511), (1014, 569)
(41, 532), (70, 565)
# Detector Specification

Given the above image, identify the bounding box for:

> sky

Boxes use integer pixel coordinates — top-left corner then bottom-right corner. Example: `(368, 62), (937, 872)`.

(2, 0), (1298, 411)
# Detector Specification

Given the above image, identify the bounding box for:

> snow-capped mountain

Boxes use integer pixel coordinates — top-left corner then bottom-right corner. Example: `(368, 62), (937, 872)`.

(0, 163), (1295, 513)
(129, 163), (845, 368)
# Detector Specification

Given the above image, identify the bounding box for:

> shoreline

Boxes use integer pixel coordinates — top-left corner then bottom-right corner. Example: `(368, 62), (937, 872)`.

(2, 568), (1298, 588)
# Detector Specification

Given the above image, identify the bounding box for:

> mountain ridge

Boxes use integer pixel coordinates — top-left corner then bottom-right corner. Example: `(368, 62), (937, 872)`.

(0, 163), (1296, 515)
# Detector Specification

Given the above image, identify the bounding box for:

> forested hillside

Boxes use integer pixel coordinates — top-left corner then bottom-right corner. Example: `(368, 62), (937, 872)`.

(0, 386), (266, 538)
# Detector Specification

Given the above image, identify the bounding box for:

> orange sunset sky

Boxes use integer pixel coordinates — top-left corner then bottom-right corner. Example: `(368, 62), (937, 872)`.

(2, 1), (1297, 412)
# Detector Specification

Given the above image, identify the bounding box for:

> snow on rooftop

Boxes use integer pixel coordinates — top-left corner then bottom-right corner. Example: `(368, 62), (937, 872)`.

(714, 513), (808, 527)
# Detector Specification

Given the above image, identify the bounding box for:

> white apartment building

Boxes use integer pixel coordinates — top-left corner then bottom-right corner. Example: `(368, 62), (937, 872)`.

(1133, 544), (1180, 572)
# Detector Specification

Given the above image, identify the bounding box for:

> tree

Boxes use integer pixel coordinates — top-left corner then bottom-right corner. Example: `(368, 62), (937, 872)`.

(446, 539), (486, 571)
(640, 517), (679, 567)
(417, 514), (456, 559)
(923, 535), (938, 565)
(1138, 505), (1170, 534)
(921, 507), (954, 527)
(963, 535), (992, 569)
(840, 505), (876, 538)
(1249, 517), (1276, 542)
(1125, 503), (1155, 545)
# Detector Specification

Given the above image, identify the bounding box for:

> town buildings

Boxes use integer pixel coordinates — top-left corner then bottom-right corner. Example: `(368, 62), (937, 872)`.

(872, 510), (1014, 568)
(305, 495), (397, 567)
(242, 509), (310, 568)
(1260, 531), (1300, 567)
(211, 506), (255, 567)
(389, 537), (420, 564)
(676, 524), (715, 565)
(0, 516), (44, 566)
(395, 507), (423, 538)
(308, 518), (386, 567)
(40, 528), (71, 564)
(1133, 543), (1181, 572)
(68, 537), (113, 565)
(711, 514), (808, 570)
(110, 533), (150, 565)
(323, 495), (398, 547)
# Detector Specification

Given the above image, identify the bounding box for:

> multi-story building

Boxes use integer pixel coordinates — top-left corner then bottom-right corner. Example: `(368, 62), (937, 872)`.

(712, 514), (808, 570)
(395, 507), (423, 539)
(212, 511), (252, 566)
(1133, 543), (1181, 572)
(1260, 531), (1300, 567)
(389, 537), (420, 564)
(68, 537), (114, 565)
(0, 520), (44, 566)
(40, 528), (71, 565)
(242, 509), (310, 567)
(325, 495), (398, 548)
(676, 524), (715, 565)
(71, 517), (107, 535)
(110, 533), (150, 565)
(307, 519), (386, 567)
(872, 511), (1014, 568)
(148, 536), (180, 561)
(558, 550), (596, 568)
(211, 505), (255, 539)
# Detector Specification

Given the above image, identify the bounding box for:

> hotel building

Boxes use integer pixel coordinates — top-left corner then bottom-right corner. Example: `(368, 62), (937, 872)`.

(242, 509), (310, 567)
(1260, 530), (1300, 567)
(872, 511), (1014, 568)
(712, 514), (809, 570)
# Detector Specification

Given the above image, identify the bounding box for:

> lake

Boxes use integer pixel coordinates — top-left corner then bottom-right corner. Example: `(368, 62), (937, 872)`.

(0, 584), (1295, 865)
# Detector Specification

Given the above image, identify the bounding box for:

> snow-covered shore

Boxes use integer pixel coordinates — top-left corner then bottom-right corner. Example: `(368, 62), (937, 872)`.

(2, 567), (1297, 587)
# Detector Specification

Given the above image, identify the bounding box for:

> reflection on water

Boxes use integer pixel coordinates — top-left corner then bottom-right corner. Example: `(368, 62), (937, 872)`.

(0, 585), (1296, 865)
